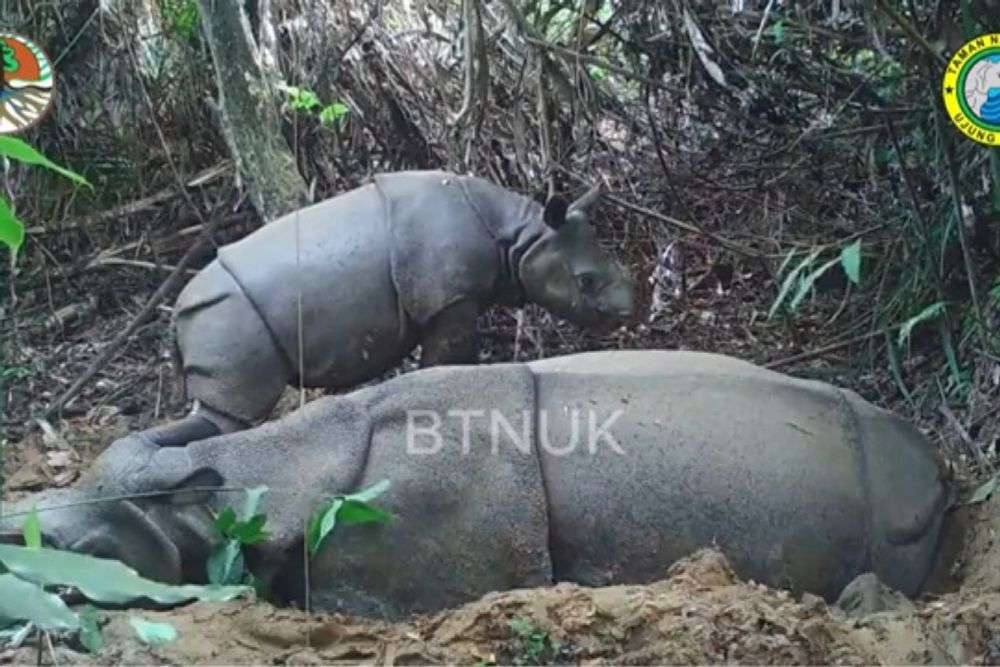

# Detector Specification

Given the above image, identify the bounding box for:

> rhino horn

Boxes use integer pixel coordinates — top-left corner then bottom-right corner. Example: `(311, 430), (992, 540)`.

(543, 183), (604, 230)
(566, 183), (603, 224)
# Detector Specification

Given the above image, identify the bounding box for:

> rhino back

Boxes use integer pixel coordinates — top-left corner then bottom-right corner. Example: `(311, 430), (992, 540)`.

(303, 363), (553, 620)
(529, 350), (900, 601)
(215, 184), (413, 388)
(376, 171), (507, 325)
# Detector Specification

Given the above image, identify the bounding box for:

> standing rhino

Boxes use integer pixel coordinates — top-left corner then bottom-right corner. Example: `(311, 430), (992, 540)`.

(0, 351), (952, 621)
(162, 170), (636, 445)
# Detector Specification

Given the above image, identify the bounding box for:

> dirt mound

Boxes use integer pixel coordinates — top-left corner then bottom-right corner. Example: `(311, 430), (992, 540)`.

(3, 529), (1000, 667)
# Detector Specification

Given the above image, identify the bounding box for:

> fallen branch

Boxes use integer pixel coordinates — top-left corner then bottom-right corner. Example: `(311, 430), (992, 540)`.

(14, 213), (244, 294)
(23, 163), (231, 235)
(551, 163), (761, 258)
(41, 214), (223, 419)
(88, 257), (198, 275)
(761, 323), (915, 369)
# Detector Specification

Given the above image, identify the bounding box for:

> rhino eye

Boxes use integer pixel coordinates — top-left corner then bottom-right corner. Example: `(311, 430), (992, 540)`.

(578, 273), (599, 292)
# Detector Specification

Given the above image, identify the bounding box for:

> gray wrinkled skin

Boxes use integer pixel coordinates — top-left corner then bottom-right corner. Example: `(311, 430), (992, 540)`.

(171, 170), (636, 432)
(0, 351), (951, 621)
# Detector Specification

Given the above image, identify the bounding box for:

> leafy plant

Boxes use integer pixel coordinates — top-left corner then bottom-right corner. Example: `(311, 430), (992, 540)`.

(319, 102), (350, 126)
(770, 21), (786, 45)
(205, 479), (392, 591)
(768, 240), (863, 319)
(306, 479), (392, 557)
(897, 301), (947, 349)
(78, 606), (103, 653)
(160, 0), (200, 39)
(0, 542), (248, 651)
(286, 86), (321, 112)
(280, 85), (351, 129)
(207, 486), (269, 587)
(0, 137), (91, 258)
(21, 507), (41, 549)
(962, 474), (998, 505)
(506, 617), (561, 666)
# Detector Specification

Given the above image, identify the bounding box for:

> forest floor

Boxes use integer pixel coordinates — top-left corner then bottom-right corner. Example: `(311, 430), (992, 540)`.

(3, 246), (998, 665)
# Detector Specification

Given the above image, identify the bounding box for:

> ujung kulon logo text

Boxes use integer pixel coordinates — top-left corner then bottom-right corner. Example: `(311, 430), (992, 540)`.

(942, 33), (1000, 146)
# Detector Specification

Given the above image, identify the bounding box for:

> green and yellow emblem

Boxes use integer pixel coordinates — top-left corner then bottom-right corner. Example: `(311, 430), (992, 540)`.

(0, 32), (55, 134)
(942, 33), (1000, 146)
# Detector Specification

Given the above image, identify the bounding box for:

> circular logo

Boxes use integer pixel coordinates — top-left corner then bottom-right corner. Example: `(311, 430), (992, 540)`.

(0, 32), (56, 135)
(942, 33), (1000, 146)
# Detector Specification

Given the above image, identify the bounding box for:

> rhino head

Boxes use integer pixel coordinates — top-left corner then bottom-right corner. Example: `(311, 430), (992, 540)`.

(519, 185), (636, 331)
(0, 434), (224, 587)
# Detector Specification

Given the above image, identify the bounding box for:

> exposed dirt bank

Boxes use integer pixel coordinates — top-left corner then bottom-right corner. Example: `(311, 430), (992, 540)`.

(2, 489), (999, 666)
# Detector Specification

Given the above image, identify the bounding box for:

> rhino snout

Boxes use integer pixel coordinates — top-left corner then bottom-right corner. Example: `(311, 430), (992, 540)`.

(598, 279), (637, 325)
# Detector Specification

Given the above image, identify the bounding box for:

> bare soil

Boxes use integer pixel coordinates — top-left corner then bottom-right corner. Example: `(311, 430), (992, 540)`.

(3, 516), (1000, 667)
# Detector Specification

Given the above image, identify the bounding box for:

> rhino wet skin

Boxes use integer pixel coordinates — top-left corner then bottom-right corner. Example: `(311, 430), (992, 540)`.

(0, 350), (951, 620)
(170, 170), (636, 435)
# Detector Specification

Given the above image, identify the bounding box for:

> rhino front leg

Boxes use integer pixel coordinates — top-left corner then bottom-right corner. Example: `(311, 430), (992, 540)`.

(419, 298), (480, 367)
(140, 408), (248, 447)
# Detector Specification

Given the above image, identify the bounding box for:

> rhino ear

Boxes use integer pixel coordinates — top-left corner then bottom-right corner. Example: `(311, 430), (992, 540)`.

(163, 466), (225, 506)
(543, 195), (570, 229)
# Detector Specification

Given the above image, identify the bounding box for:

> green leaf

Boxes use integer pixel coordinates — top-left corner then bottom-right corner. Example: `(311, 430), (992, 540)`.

(0, 194), (25, 255)
(938, 321), (968, 399)
(78, 605), (103, 654)
(788, 256), (841, 312)
(307, 498), (343, 557)
(0, 544), (250, 606)
(962, 475), (998, 505)
(230, 514), (268, 544)
(587, 65), (607, 81)
(768, 247), (823, 319)
(897, 301), (946, 348)
(346, 479), (391, 504)
(213, 507), (237, 536)
(0, 136), (91, 188)
(242, 485), (268, 520)
(883, 328), (913, 404)
(319, 102), (350, 125)
(206, 540), (244, 586)
(771, 21), (785, 44)
(839, 240), (862, 285)
(291, 89), (320, 111)
(774, 247), (797, 280)
(22, 507), (41, 549)
(129, 616), (177, 646)
(207, 486), (270, 585)
(336, 500), (392, 527)
(0, 573), (79, 632)
(306, 479), (392, 557)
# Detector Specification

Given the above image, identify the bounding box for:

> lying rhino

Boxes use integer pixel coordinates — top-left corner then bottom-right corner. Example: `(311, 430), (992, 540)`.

(165, 170), (636, 443)
(1, 350), (951, 620)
